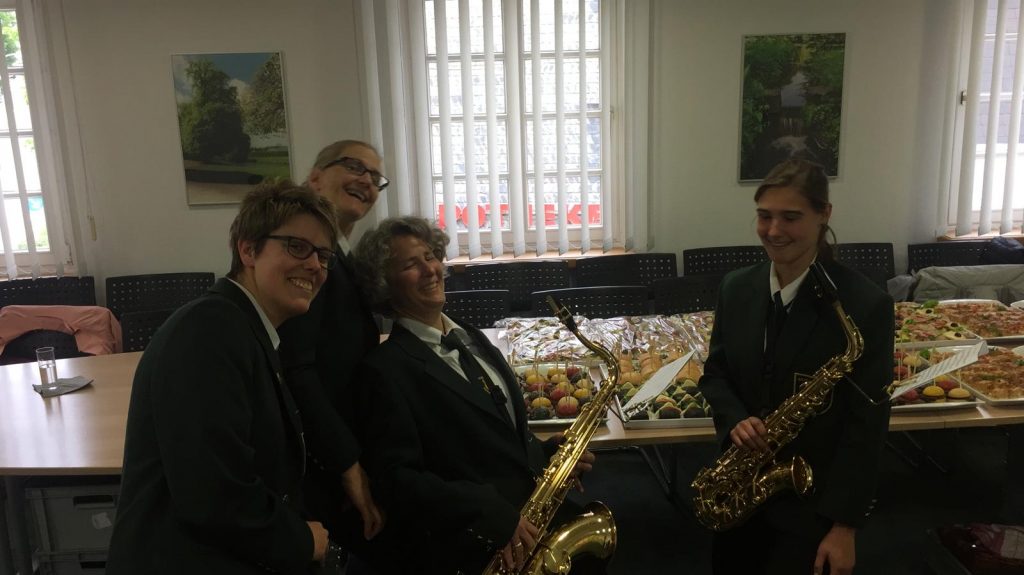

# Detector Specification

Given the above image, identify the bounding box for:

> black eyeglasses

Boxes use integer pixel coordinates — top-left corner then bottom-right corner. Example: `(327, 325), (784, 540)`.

(323, 156), (390, 190)
(264, 235), (337, 270)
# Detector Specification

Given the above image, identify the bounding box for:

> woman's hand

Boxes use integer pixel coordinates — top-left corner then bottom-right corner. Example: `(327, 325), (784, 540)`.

(814, 523), (856, 575)
(342, 462), (385, 539)
(729, 416), (770, 451)
(500, 516), (540, 572)
(307, 521), (329, 562)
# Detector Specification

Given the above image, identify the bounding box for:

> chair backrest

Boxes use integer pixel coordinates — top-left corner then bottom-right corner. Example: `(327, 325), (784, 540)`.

(652, 275), (722, 315)
(0, 276), (96, 310)
(121, 308), (177, 352)
(106, 272), (215, 319)
(575, 253), (678, 289)
(1, 329), (87, 363)
(836, 242), (895, 289)
(443, 290), (512, 329)
(466, 261), (570, 313)
(683, 246), (767, 276)
(575, 255), (641, 288)
(532, 286), (650, 318)
(907, 241), (990, 273)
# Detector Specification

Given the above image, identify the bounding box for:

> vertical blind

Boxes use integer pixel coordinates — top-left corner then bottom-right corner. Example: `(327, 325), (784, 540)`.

(954, 0), (1024, 236)
(359, 0), (648, 260)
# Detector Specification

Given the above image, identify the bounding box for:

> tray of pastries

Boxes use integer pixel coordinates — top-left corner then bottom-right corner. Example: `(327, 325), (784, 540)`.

(889, 348), (978, 411)
(517, 363), (603, 426)
(615, 351), (714, 428)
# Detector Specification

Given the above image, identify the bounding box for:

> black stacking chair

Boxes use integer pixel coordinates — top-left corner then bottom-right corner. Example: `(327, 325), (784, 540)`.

(443, 290), (512, 329)
(106, 272), (215, 320)
(120, 308), (177, 352)
(0, 276), (96, 310)
(466, 261), (570, 315)
(444, 265), (469, 291)
(652, 275), (722, 315)
(575, 253), (678, 290)
(682, 245), (767, 276)
(836, 243), (895, 289)
(906, 240), (990, 273)
(0, 330), (88, 364)
(532, 286), (650, 318)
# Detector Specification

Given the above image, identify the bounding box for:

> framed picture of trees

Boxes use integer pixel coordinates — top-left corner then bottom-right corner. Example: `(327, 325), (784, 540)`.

(739, 33), (846, 182)
(171, 52), (291, 205)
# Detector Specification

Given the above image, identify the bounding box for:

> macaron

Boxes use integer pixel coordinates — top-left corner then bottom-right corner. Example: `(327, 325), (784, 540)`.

(947, 388), (972, 402)
(922, 385), (946, 403)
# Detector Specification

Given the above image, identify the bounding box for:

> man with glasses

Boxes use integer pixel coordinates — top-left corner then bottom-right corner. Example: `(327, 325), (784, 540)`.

(279, 140), (388, 568)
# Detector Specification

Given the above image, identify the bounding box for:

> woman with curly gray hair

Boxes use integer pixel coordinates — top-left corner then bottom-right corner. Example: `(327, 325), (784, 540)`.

(350, 216), (598, 574)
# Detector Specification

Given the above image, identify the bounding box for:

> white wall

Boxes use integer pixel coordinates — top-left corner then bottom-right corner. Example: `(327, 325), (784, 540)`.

(648, 0), (960, 273)
(56, 0), (367, 300)
(55, 0), (962, 291)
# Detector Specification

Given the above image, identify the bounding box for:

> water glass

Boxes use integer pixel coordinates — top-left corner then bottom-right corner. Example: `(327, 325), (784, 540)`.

(36, 346), (59, 391)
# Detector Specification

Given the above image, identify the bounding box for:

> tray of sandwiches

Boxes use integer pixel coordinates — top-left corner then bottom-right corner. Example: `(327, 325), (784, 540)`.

(938, 345), (1024, 405)
(935, 299), (1024, 343)
(894, 301), (982, 346)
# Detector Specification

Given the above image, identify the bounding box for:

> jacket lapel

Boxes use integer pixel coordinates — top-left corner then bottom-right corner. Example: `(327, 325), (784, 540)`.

(390, 324), (512, 429)
(462, 322), (532, 440)
(209, 278), (306, 474)
(733, 264), (772, 409)
(773, 271), (825, 395)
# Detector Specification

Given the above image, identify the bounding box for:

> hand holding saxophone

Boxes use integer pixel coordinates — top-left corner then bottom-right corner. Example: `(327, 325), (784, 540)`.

(729, 416), (770, 451)
(500, 517), (539, 572)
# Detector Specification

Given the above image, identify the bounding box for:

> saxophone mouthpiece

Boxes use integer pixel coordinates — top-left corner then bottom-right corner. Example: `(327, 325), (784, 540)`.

(810, 262), (839, 304)
(546, 295), (578, 331)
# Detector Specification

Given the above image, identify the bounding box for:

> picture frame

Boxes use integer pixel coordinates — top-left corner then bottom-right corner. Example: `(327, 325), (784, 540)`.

(171, 52), (292, 205)
(738, 33), (846, 182)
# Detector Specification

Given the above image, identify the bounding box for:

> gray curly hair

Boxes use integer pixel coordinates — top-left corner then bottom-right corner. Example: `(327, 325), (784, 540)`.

(354, 216), (450, 316)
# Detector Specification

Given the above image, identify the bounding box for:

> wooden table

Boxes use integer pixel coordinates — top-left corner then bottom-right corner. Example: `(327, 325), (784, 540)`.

(2, 351), (1024, 575)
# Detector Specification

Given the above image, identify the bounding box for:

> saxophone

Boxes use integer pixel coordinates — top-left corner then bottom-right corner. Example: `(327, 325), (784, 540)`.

(481, 296), (618, 575)
(691, 262), (865, 532)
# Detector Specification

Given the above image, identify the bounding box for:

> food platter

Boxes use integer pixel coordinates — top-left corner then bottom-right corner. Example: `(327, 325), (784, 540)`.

(515, 363), (604, 427)
(889, 347), (981, 411)
(946, 346), (1024, 405)
(935, 299), (1024, 343)
(615, 352), (714, 429)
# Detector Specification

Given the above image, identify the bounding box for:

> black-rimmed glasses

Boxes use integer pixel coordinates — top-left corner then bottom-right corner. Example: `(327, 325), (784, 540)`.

(264, 235), (337, 270)
(323, 156), (390, 190)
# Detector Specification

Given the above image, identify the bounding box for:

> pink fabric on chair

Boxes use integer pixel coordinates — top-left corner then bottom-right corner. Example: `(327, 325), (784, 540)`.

(0, 305), (122, 356)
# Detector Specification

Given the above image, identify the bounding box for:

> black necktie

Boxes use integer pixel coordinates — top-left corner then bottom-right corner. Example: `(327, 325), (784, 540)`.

(763, 291), (789, 409)
(442, 329), (512, 426)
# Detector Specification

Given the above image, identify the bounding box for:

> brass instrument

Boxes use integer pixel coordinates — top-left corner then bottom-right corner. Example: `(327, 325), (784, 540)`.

(481, 296), (618, 575)
(691, 262), (865, 532)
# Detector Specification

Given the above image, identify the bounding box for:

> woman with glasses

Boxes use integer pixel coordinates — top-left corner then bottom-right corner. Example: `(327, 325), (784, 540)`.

(108, 182), (340, 574)
(277, 140), (388, 557)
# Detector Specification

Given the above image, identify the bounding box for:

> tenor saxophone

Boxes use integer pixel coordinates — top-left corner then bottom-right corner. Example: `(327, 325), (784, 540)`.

(481, 296), (618, 575)
(691, 262), (865, 532)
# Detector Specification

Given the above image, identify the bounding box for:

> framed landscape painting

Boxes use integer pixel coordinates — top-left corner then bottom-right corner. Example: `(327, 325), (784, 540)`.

(739, 33), (846, 182)
(172, 52), (291, 205)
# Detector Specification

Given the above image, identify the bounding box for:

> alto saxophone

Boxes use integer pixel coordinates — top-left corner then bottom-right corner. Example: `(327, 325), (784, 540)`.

(481, 296), (618, 575)
(691, 262), (865, 532)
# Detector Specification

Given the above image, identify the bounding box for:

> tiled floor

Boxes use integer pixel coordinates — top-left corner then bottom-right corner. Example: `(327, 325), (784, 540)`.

(579, 426), (1023, 574)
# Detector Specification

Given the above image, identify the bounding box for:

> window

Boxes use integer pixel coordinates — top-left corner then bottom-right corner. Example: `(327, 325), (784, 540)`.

(0, 1), (74, 279)
(357, 0), (649, 259)
(950, 0), (1024, 236)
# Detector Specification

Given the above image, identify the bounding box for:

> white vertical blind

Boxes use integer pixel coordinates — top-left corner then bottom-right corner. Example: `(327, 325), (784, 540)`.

(359, 0), (649, 258)
(953, 0), (1024, 236)
(0, 0), (75, 279)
